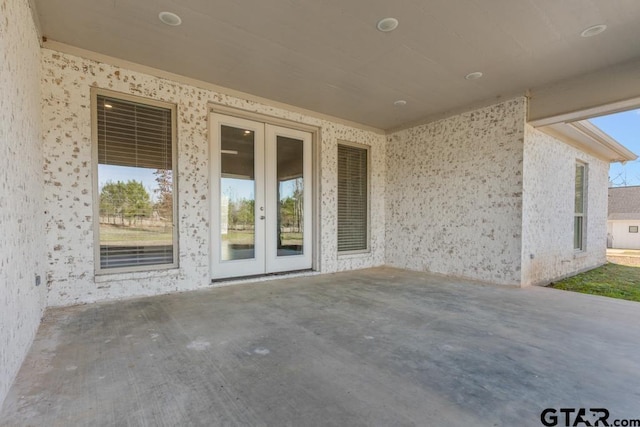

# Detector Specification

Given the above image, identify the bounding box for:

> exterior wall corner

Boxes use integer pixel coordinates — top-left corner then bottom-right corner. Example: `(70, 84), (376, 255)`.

(520, 124), (608, 286)
(385, 97), (527, 285)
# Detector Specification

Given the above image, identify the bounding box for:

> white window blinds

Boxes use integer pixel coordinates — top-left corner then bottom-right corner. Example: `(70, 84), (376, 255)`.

(97, 96), (172, 170)
(96, 94), (176, 271)
(337, 144), (368, 252)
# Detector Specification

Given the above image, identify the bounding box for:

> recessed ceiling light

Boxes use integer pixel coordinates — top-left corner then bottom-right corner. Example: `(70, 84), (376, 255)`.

(580, 24), (607, 37)
(159, 11), (182, 26)
(465, 71), (483, 80)
(393, 100), (407, 107)
(243, 130), (251, 135)
(377, 17), (399, 32)
(104, 103), (113, 108)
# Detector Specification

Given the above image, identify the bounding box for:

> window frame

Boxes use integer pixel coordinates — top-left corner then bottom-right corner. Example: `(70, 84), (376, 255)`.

(574, 161), (587, 252)
(337, 141), (371, 255)
(91, 88), (179, 275)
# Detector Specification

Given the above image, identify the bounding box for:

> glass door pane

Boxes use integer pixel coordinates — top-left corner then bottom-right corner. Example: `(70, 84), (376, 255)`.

(220, 125), (256, 261)
(211, 115), (311, 279)
(265, 124), (312, 274)
(276, 136), (304, 257)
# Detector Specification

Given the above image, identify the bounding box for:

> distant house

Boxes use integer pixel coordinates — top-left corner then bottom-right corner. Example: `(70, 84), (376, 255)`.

(608, 186), (640, 249)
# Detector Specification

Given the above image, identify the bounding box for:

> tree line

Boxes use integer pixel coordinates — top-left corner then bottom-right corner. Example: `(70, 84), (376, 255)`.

(225, 178), (303, 231)
(99, 169), (173, 226)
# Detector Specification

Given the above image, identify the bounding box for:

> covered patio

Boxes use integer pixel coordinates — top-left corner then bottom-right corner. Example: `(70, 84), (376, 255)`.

(2, 268), (639, 426)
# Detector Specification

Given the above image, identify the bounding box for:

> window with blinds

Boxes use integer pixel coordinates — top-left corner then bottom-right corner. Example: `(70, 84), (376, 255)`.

(337, 143), (369, 253)
(94, 92), (177, 272)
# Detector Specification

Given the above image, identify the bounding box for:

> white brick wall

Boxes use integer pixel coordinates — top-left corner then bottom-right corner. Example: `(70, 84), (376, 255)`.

(0, 2), (617, 407)
(521, 125), (608, 285)
(41, 49), (386, 307)
(0, 0), (46, 407)
(385, 99), (527, 285)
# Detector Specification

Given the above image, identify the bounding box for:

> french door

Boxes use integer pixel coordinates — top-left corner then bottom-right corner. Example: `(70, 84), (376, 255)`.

(210, 113), (313, 279)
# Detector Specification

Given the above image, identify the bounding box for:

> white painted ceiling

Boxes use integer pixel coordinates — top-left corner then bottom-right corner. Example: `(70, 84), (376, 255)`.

(33, 0), (640, 130)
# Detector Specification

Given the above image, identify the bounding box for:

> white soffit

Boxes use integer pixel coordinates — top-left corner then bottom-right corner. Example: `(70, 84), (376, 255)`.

(528, 59), (640, 126)
(539, 120), (637, 163)
(32, 0), (640, 130)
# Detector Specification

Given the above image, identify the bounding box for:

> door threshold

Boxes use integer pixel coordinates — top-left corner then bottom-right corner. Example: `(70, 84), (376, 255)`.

(211, 269), (316, 284)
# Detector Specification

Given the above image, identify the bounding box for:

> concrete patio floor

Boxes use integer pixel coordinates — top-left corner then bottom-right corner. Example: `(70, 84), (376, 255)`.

(2, 267), (640, 426)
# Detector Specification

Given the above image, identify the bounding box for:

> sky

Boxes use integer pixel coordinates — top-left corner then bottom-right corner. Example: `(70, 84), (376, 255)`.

(590, 108), (640, 187)
(99, 164), (160, 201)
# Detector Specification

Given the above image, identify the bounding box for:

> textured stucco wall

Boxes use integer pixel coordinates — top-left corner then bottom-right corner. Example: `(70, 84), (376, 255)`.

(521, 125), (608, 286)
(0, 0), (46, 407)
(42, 49), (386, 307)
(385, 98), (526, 285)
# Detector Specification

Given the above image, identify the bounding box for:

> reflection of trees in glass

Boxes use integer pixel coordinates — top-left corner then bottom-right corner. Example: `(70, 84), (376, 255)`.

(99, 180), (152, 225)
(227, 199), (255, 230)
(154, 169), (173, 222)
(280, 178), (303, 232)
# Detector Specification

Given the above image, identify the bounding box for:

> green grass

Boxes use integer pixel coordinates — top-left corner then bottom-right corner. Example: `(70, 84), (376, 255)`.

(222, 230), (255, 245)
(222, 230), (303, 245)
(549, 263), (640, 302)
(100, 224), (172, 246)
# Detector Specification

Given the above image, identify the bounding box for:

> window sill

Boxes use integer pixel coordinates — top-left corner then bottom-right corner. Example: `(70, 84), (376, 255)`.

(573, 250), (589, 260)
(338, 250), (371, 259)
(95, 268), (180, 283)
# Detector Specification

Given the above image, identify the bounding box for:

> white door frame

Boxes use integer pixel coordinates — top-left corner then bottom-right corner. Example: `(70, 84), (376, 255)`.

(210, 114), (266, 279)
(265, 124), (313, 273)
(210, 113), (314, 280)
